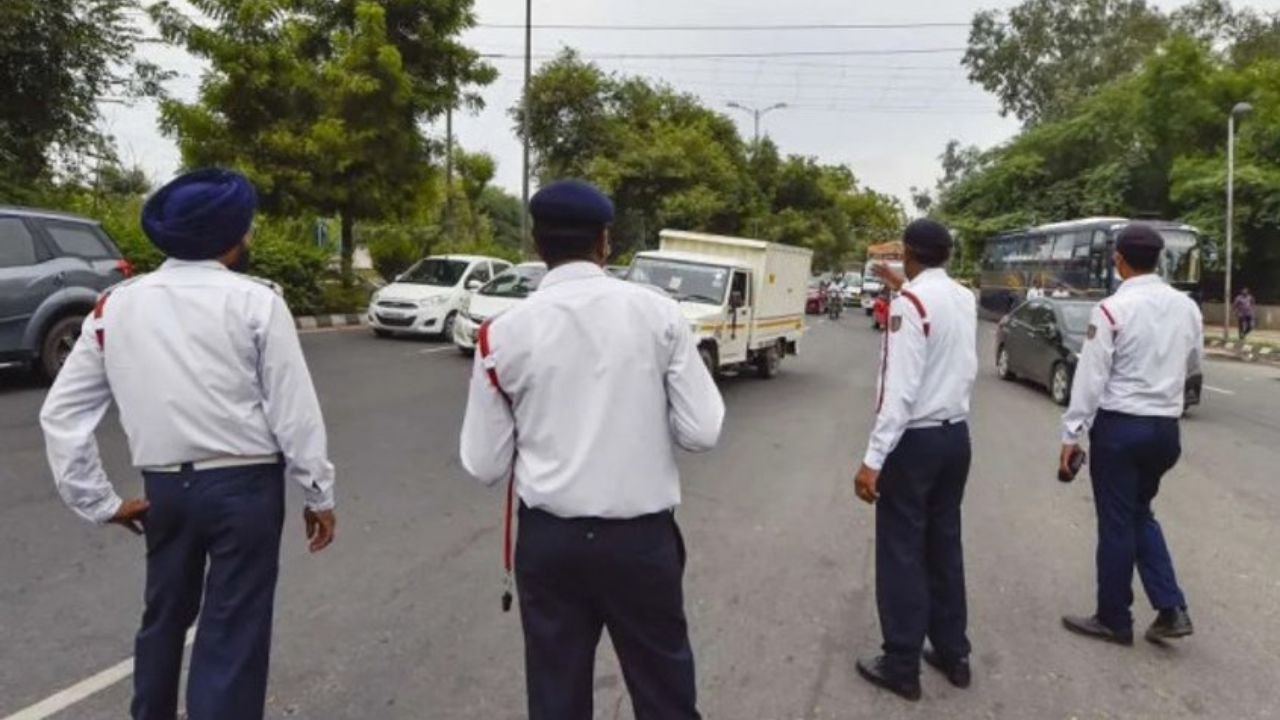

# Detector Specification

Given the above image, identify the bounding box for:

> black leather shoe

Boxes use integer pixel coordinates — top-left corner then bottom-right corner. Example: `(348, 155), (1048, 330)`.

(855, 655), (921, 701)
(1062, 614), (1134, 646)
(923, 648), (972, 689)
(1146, 608), (1193, 642)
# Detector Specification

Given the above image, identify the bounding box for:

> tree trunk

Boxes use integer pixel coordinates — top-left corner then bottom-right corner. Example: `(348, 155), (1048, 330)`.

(340, 211), (354, 287)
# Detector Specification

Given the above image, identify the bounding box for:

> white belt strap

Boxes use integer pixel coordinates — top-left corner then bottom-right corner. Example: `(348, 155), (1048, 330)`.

(143, 454), (281, 473)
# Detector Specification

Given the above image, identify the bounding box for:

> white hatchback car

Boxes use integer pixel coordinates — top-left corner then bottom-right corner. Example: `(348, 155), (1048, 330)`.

(368, 255), (512, 339)
(453, 262), (548, 354)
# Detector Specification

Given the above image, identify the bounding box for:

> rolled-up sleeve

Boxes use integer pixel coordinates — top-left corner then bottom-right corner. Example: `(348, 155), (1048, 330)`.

(665, 311), (724, 452)
(259, 295), (335, 510)
(863, 298), (928, 471)
(40, 317), (121, 524)
(460, 347), (516, 485)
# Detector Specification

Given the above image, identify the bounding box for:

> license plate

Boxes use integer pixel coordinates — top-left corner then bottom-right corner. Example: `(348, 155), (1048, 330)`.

(381, 310), (406, 318)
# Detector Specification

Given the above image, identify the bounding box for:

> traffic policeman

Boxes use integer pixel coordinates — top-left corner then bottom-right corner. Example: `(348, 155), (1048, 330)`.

(459, 179), (724, 720)
(1060, 223), (1201, 645)
(852, 218), (978, 701)
(39, 168), (337, 720)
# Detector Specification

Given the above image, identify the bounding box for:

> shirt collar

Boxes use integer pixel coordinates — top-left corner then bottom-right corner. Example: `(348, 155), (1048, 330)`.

(160, 258), (229, 272)
(906, 267), (947, 288)
(1117, 273), (1163, 293)
(539, 261), (606, 289)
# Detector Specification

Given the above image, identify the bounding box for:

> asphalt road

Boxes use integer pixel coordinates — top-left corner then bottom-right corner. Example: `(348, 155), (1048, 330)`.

(2, 315), (1280, 719)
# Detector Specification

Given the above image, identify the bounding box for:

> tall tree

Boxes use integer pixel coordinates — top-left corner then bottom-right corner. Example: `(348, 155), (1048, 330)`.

(153, 0), (493, 281)
(964, 0), (1170, 123)
(0, 0), (167, 199)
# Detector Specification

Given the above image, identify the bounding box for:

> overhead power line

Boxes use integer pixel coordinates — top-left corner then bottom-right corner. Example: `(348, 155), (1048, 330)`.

(476, 21), (969, 31)
(481, 47), (967, 60)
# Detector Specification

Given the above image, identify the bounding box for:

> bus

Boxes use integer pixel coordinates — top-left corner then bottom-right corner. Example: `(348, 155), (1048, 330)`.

(979, 217), (1206, 318)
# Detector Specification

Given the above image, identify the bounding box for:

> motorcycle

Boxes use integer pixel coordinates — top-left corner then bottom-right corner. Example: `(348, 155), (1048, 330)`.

(825, 288), (843, 320)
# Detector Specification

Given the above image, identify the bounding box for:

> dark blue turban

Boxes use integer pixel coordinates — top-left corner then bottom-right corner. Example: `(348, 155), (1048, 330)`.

(142, 168), (257, 260)
(529, 179), (615, 227)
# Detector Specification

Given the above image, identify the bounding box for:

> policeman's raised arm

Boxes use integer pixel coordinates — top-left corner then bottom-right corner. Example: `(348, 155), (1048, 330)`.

(258, 293), (336, 510)
(665, 305), (724, 452)
(39, 316), (122, 524)
(460, 343), (517, 485)
(863, 298), (929, 471)
(1061, 304), (1117, 442)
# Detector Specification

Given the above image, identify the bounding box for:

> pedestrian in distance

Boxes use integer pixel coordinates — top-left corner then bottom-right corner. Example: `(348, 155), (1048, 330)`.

(852, 219), (979, 702)
(1059, 223), (1201, 646)
(39, 168), (337, 720)
(1233, 287), (1256, 340)
(1027, 283), (1045, 300)
(459, 179), (724, 720)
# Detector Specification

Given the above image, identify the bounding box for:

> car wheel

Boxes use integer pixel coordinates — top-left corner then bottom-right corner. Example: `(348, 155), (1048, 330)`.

(756, 343), (781, 379)
(39, 315), (85, 381)
(1050, 363), (1072, 406)
(440, 311), (457, 340)
(996, 346), (1015, 381)
(864, 308), (872, 316)
(373, 328), (393, 339)
(459, 346), (475, 357)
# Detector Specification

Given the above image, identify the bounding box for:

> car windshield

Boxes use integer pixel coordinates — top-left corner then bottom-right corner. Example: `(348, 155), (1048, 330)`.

(1057, 303), (1093, 336)
(481, 265), (545, 298)
(400, 258), (470, 286)
(629, 257), (729, 305)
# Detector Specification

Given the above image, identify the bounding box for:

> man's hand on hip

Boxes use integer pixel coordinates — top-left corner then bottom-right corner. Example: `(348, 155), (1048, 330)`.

(304, 508), (336, 553)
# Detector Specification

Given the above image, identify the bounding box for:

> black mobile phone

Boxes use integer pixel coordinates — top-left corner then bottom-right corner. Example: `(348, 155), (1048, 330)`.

(1058, 447), (1087, 483)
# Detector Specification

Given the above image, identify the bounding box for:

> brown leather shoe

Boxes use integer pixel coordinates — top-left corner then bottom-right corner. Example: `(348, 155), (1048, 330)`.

(1062, 614), (1134, 646)
(856, 655), (921, 701)
(923, 648), (972, 689)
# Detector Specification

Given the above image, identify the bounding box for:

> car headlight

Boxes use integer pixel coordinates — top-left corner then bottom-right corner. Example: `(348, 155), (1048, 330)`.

(419, 296), (447, 308)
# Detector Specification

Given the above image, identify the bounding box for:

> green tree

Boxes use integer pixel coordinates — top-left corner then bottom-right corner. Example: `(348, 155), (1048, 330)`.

(964, 0), (1170, 123)
(153, 0), (493, 282)
(0, 0), (167, 200)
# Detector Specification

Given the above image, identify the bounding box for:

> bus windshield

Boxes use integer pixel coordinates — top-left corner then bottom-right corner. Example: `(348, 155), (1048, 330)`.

(1157, 230), (1200, 285)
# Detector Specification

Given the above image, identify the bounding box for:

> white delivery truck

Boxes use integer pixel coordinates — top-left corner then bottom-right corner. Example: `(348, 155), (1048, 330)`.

(628, 230), (813, 378)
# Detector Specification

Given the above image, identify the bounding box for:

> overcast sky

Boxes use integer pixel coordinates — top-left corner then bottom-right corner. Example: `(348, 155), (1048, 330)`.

(102, 0), (1280, 212)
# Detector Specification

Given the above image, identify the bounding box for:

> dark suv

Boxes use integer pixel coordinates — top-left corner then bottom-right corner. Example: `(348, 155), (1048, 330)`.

(0, 207), (133, 379)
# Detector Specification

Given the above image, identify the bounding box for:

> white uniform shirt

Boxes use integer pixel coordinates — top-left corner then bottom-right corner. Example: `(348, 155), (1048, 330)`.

(459, 262), (724, 519)
(1062, 274), (1204, 442)
(40, 259), (335, 524)
(863, 268), (978, 471)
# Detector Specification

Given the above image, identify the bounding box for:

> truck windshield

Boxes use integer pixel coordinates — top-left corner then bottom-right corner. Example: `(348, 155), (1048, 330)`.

(629, 257), (729, 305)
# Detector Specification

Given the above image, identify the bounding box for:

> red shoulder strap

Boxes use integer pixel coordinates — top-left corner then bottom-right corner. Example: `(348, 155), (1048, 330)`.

(898, 290), (931, 337)
(477, 320), (516, 613)
(1098, 303), (1117, 327)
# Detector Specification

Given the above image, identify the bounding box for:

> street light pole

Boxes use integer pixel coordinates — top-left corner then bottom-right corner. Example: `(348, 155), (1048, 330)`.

(726, 102), (788, 145)
(1224, 101), (1253, 342)
(520, 0), (533, 256)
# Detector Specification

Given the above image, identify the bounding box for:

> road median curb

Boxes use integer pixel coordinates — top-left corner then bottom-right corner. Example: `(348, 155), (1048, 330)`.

(296, 313), (365, 331)
(1205, 337), (1280, 365)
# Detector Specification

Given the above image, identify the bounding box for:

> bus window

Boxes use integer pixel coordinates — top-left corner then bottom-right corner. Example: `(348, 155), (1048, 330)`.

(1050, 233), (1075, 261)
(1072, 233), (1092, 259)
(1033, 235), (1054, 261)
(1157, 230), (1201, 285)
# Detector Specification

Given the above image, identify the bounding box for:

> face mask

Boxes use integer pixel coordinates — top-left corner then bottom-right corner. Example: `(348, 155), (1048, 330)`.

(228, 245), (252, 274)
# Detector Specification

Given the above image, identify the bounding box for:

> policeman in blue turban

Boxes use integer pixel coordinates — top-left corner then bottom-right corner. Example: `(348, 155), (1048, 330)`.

(41, 168), (337, 720)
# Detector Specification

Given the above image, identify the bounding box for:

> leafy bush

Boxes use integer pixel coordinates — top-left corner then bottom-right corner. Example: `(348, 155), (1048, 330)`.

(249, 218), (332, 315)
(363, 223), (435, 281)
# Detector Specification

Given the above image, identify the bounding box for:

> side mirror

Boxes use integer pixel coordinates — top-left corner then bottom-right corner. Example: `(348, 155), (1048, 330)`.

(729, 290), (745, 309)
(466, 278), (482, 291)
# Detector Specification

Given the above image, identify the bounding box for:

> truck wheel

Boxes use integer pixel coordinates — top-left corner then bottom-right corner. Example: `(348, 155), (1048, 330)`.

(39, 315), (85, 381)
(756, 344), (781, 379)
(698, 346), (718, 379)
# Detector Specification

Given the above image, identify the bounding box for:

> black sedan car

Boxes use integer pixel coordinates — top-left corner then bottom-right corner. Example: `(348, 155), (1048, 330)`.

(995, 298), (1203, 409)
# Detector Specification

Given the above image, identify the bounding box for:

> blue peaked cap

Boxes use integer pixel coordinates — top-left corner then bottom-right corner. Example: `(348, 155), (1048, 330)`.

(142, 168), (257, 260)
(529, 179), (615, 227)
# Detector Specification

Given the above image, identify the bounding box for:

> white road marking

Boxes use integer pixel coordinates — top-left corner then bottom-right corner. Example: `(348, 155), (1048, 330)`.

(3, 630), (195, 720)
(1205, 385), (1236, 396)
(418, 346), (458, 355)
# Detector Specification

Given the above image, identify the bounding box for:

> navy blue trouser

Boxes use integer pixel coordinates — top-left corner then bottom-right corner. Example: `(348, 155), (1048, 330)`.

(1089, 411), (1187, 633)
(132, 463), (285, 720)
(515, 504), (700, 720)
(876, 422), (972, 678)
